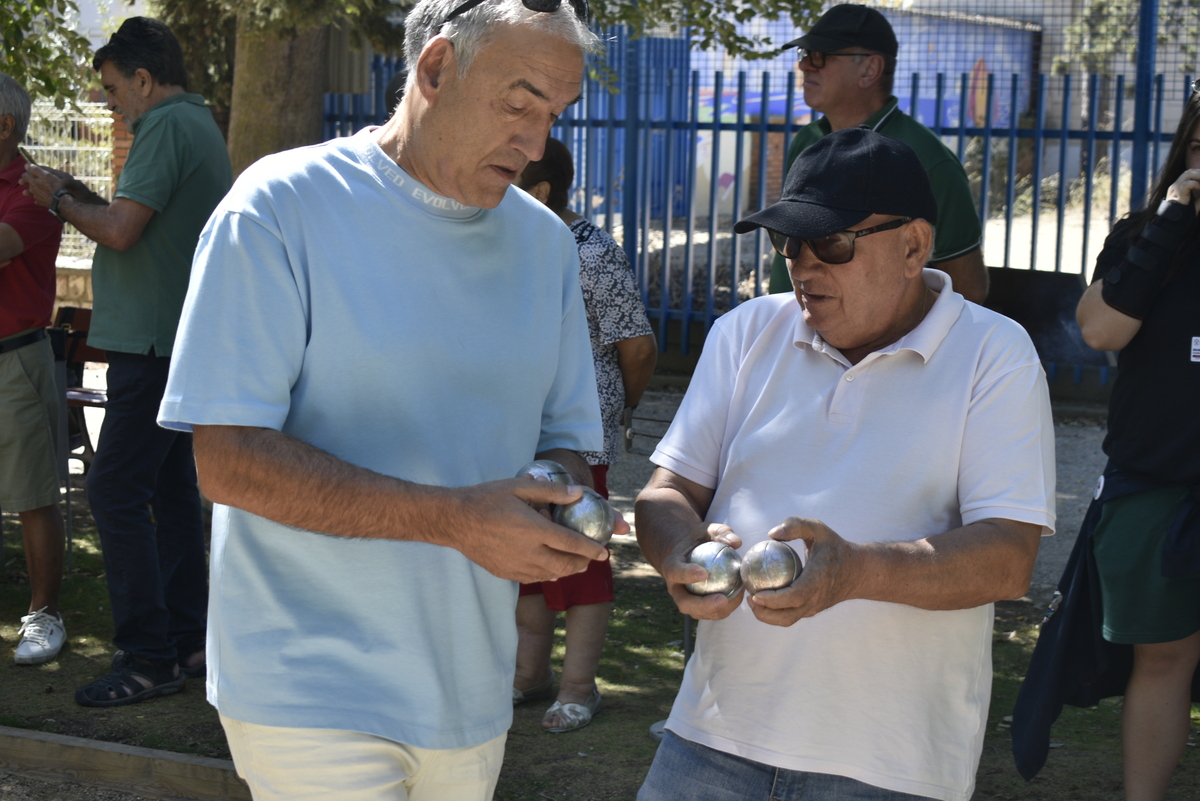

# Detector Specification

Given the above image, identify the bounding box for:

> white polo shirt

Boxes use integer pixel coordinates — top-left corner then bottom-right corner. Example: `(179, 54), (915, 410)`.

(652, 270), (1056, 801)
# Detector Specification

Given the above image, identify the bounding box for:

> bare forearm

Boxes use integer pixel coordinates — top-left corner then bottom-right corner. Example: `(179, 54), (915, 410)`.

(0, 223), (24, 263)
(616, 334), (657, 409)
(751, 517), (1043, 626)
(192, 424), (611, 586)
(537, 447), (594, 489)
(634, 471), (713, 570)
(56, 195), (143, 251)
(194, 424), (446, 541)
(1077, 280), (1142, 351)
(834, 519), (1040, 610)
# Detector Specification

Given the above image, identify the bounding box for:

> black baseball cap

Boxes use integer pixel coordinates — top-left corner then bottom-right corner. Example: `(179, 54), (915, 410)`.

(781, 4), (898, 58)
(733, 127), (936, 240)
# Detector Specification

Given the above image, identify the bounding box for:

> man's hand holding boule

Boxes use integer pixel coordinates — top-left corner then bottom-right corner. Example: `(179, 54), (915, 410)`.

(747, 517), (861, 627)
(446, 476), (613, 584)
(660, 523), (744, 619)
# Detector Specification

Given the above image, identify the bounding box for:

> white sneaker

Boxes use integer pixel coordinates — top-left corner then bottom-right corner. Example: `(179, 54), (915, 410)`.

(15, 607), (66, 665)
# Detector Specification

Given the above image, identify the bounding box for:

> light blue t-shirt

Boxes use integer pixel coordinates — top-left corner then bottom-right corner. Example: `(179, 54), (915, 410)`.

(159, 129), (603, 749)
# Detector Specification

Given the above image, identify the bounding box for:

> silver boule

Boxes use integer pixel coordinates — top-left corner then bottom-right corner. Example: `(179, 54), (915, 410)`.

(516, 459), (573, 485)
(740, 540), (800, 595)
(552, 487), (617, 545)
(685, 541), (743, 598)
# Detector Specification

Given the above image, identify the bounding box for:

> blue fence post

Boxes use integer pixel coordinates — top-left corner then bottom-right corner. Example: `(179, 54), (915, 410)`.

(1054, 73), (1071, 273)
(979, 73), (995, 231)
(681, 72), (700, 355)
(1004, 74), (1018, 268)
(658, 68), (679, 350)
(729, 72), (747, 311)
(1111, 75), (1125, 228)
(1129, 0), (1158, 210)
(1082, 74), (1100, 277)
(1030, 74), (1047, 271)
(622, 33), (642, 277)
(754, 72), (770, 297)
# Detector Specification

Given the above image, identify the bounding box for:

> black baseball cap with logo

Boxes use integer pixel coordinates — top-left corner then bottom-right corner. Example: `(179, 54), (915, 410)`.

(733, 127), (936, 240)
(781, 3), (898, 58)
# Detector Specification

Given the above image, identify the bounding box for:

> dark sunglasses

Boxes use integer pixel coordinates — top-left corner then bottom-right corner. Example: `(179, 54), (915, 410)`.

(798, 49), (876, 69)
(768, 217), (912, 264)
(443, 0), (590, 25)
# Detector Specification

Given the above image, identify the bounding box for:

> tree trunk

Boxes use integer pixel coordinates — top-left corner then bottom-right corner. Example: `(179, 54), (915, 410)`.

(227, 16), (330, 177)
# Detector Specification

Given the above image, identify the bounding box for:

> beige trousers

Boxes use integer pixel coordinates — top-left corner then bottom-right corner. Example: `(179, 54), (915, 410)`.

(220, 714), (506, 801)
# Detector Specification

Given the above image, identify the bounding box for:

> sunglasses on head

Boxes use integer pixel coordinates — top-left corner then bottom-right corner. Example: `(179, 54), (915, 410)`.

(443, 0), (590, 25)
(768, 217), (912, 264)
(797, 49), (875, 69)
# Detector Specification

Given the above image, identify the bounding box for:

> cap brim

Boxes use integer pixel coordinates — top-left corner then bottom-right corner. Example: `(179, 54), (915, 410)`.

(780, 32), (858, 52)
(734, 200), (870, 240)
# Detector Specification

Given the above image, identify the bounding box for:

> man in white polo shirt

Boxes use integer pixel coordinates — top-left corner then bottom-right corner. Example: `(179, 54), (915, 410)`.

(635, 128), (1055, 801)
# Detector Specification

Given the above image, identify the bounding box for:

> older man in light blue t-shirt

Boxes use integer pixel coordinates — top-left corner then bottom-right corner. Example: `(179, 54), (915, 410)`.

(158, 0), (620, 798)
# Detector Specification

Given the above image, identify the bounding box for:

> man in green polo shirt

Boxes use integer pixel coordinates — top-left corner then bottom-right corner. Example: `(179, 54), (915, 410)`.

(767, 3), (988, 303)
(22, 17), (231, 707)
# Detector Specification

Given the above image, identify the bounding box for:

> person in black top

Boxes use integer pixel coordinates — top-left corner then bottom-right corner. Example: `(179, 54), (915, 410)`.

(1074, 85), (1200, 801)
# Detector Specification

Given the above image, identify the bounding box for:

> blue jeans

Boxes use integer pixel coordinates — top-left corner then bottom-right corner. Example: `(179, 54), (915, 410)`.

(639, 731), (937, 801)
(86, 351), (207, 664)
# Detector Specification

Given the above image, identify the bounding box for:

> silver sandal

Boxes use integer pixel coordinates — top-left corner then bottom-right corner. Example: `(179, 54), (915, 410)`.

(544, 686), (602, 733)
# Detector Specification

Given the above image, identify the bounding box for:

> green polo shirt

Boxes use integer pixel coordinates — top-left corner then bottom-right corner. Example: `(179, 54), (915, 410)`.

(767, 97), (982, 294)
(89, 93), (232, 355)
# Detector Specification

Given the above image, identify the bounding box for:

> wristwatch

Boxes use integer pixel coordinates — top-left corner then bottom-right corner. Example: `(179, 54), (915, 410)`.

(48, 188), (73, 222)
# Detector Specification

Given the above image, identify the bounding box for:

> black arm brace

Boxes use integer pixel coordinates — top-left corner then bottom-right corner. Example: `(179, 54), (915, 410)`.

(1101, 200), (1195, 319)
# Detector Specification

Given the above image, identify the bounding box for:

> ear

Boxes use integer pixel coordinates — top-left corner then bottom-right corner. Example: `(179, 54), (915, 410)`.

(903, 219), (934, 277)
(0, 114), (14, 142)
(134, 67), (155, 98)
(527, 180), (552, 204)
(416, 36), (456, 102)
(858, 54), (884, 91)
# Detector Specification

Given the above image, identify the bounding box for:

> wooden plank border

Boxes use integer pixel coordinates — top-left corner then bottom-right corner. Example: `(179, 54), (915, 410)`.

(0, 725), (250, 800)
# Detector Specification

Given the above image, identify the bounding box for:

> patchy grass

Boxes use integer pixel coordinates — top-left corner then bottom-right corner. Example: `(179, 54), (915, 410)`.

(5, 478), (1200, 800)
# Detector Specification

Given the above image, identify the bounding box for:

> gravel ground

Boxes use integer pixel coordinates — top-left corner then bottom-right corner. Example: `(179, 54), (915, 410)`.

(1, 388), (1107, 800)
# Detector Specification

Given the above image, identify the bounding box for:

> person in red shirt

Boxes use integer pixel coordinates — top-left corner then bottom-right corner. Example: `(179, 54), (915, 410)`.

(0, 72), (67, 665)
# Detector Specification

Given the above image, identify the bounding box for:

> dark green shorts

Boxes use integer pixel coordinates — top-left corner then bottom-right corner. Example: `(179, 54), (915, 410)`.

(1093, 485), (1200, 645)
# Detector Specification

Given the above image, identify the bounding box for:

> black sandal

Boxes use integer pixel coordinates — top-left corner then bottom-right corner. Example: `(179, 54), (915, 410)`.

(75, 652), (184, 708)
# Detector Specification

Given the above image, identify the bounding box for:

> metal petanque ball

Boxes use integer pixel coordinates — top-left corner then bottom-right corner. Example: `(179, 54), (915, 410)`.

(516, 459), (573, 485)
(552, 487), (617, 545)
(685, 541), (743, 598)
(740, 540), (801, 595)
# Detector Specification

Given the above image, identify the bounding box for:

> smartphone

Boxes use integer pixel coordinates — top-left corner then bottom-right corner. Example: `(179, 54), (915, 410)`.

(18, 146), (38, 166)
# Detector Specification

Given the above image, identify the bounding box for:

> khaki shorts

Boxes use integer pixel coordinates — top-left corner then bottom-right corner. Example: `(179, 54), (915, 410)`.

(0, 334), (61, 512)
(220, 714), (506, 801)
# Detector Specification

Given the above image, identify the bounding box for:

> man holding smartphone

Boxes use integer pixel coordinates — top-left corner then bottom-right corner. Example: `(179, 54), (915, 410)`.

(21, 18), (231, 706)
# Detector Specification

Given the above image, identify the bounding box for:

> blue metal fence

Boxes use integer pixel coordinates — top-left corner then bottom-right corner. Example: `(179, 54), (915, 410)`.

(324, 30), (1188, 380)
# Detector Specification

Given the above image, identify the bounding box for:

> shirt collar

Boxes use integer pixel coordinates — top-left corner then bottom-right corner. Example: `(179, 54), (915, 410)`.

(129, 93), (206, 135)
(0, 154), (25, 186)
(791, 268), (965, 365)
(815, 96), (900, 135)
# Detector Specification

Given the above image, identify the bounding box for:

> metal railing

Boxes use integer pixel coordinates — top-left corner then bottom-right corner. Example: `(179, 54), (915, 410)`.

(25, 102), (114, 261)
(325, 61), (1188, 386)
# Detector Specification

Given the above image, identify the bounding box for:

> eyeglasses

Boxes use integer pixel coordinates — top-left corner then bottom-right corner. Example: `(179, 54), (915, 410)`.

(798, 50), (875, 69)
(768, 217), (912, 264)
(443, 0), (590, 25)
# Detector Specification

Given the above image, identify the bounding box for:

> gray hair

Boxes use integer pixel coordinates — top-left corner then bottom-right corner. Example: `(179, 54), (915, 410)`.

(402, 0), (601, 94)
(0, 73), (32, 142)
